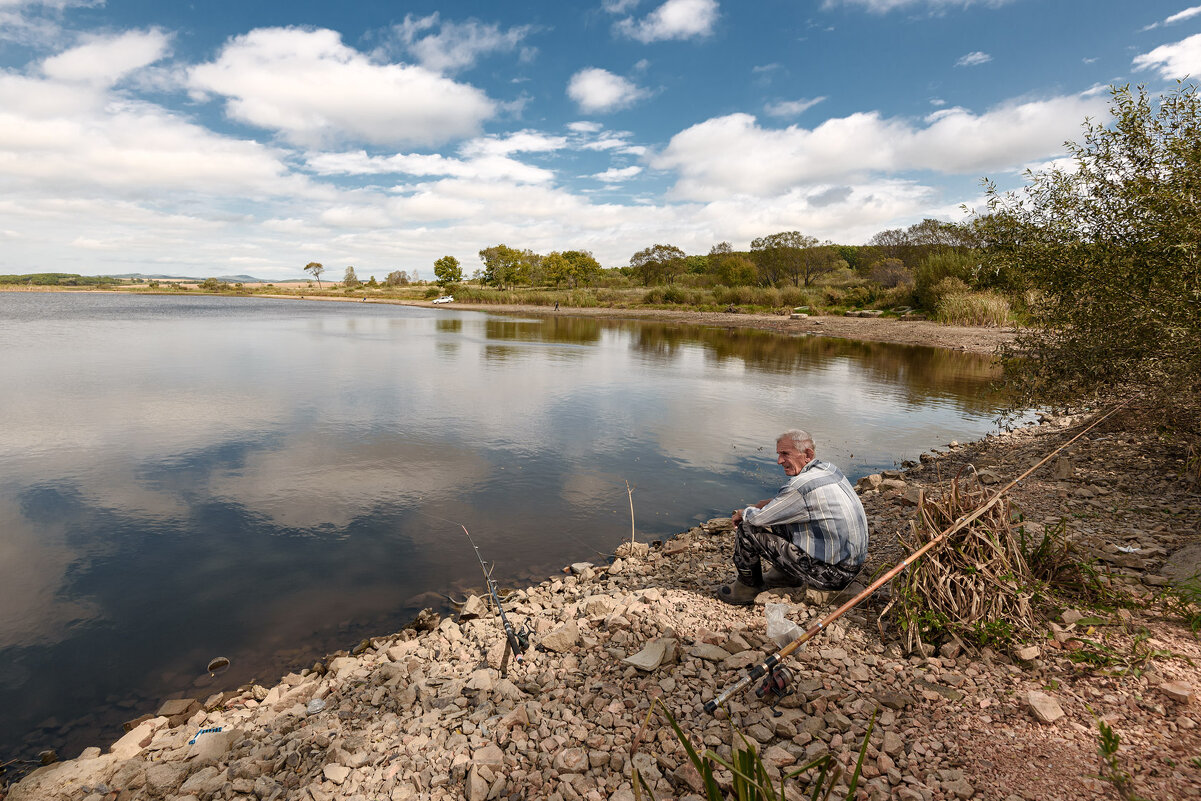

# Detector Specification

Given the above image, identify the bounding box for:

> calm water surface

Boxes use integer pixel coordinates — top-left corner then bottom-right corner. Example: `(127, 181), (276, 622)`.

(0, 292), (1006, 762)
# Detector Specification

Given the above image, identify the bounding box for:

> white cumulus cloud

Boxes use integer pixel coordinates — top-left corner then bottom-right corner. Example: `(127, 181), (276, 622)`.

(592, 165), (643, 183)
(955, 50), (991, 67)
(567, 67), (648, 113)
(303, 150), (555, 184)
(821, 0), (1014, 11)
(41, 28), (171, 86)
(1133, 32), (1201, 79)
(459, 130), (568, 158)
(187, 27), (496, 147)
(764, 96), (826, 117)
(1142, 5), (1201, 30)
(615, 0), (718, 43)
(652, 92), (1106, 201)
(391, 12), (533, 73)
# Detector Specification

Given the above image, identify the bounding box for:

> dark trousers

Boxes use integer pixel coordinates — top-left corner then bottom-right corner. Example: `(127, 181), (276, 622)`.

(734, 521), (860, 590)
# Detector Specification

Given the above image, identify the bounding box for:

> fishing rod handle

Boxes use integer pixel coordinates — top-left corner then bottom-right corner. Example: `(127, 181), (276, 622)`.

(703, 655), (778, 713)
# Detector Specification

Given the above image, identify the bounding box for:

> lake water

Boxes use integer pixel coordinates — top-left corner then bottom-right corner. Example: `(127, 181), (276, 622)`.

(0, 292), (1006, 763)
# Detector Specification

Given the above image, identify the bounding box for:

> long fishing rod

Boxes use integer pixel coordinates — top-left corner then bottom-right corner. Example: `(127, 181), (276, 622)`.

(461, 524), (529, 676)
(704, 401), (1128, 714)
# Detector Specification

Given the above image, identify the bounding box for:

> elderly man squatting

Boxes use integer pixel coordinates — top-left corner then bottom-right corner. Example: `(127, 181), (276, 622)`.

(717, 429), (869, 606)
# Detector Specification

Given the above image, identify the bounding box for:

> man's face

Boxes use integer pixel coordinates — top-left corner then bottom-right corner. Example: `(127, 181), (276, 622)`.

(776, 438), (814, 477)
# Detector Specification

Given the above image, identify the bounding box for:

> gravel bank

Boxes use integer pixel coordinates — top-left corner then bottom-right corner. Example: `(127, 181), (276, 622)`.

(6, 409), (1200, 801)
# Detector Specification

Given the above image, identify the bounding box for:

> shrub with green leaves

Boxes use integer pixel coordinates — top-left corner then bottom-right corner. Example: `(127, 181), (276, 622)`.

(978, 83), (1201, 412)
(935, 290), (1011, 327)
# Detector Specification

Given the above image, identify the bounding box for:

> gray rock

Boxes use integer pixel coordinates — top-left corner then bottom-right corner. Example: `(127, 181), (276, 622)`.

(976, 469), (1003, 485)
(856, 474), (883, 492)
(943, 777), (976, 798)
(459, 594), (487, 619)
(689, 644), (732, 662)
(466, 669), (494, 692)
(144, 763), (187, 794)
(180, 766), (223, 795)
(467, 766), (489, 801)
(187, 727), (239, 763)
(1052, 456), (1074, 480)
(323, 764), (350, 785)
(876, 691), (915, 710)
(623, 641), (667, 671)
(615, 542), (650, 559)
(1027, 691), (1065, 723)
(540, 619), (580, 653)
(1013, 645), (1040, 661)
(156, 698), (196, 718)
(1160, 681), (1195, 703)
(473, 743), (505, 770)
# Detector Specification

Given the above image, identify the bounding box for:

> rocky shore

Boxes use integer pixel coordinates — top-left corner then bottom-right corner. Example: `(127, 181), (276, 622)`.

(6, 408), (1200, 801)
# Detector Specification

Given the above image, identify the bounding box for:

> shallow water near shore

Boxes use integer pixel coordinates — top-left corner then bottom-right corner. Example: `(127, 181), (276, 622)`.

(0, 292), (1007, 763)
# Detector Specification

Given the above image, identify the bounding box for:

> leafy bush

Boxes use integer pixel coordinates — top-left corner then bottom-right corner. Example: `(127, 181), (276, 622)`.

(935, 291), (1011, 327)
(914, 251), (977, 309)
(778, 286), (811, 307)
(868, 258), (914, 288)
(979, 84), (1201, 410)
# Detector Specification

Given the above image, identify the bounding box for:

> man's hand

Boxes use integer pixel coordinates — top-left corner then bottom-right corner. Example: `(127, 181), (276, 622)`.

(732, 499), (771, 526)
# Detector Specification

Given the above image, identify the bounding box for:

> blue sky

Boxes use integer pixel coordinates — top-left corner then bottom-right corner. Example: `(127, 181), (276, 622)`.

(1, 0), (1199, 279)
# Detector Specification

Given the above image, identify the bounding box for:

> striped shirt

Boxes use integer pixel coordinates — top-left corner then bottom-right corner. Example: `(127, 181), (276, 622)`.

(742, 459), (869, 568)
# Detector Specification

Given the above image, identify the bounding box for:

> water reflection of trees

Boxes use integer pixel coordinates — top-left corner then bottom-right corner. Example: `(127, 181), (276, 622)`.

(473, 314), (1003, 414)
(484, 316), (602, 345)
(436, 319), (463, 333)
(625, 323), (1003, 413)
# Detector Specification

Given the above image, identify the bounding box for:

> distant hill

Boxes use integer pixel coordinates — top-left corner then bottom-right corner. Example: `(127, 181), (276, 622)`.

(109, 273), (289, 283)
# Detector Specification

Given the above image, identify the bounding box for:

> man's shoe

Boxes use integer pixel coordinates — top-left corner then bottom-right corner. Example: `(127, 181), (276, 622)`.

(716, 578), (763, 606)
(764, 565), (803, 589)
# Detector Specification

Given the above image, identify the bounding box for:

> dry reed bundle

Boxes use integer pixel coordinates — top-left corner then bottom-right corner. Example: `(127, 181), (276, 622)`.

(891, 475), (1040, 653)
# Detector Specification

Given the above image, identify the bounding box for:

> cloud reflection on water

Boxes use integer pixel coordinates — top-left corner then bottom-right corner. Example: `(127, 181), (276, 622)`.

(0, 294), (1006, 761)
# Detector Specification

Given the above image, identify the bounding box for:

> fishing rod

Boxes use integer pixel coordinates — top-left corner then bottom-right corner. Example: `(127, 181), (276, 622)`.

(704, 401), (1128, 714)
(461, 524), (529, 676)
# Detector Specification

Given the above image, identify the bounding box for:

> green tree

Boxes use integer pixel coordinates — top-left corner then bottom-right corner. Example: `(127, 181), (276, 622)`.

(366, 275), (378, 288)
(978, 83), (1201, 409)
(385, 270), (409, 286)
(477, 245), (538, 288)
(559, 250), (602, 287)
(630, 244), (686, 285)
(542, 251), (570, 287)
(433, 255), (462, 285)
(708, 242), (757, 286)
(343, 266), (359, 287)
(304, 261), (325, 288)
(867, 258), (913, 288)
(751, 231), (836, 287)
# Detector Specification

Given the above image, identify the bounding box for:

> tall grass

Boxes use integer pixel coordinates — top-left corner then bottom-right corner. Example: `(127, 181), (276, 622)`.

(934, 291), (1011, 327)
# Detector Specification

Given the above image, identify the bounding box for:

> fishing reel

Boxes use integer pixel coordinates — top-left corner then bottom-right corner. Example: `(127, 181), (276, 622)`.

(754, 665), (794, 717)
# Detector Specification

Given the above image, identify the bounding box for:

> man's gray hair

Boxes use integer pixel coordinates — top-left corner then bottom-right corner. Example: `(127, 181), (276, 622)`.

(777, 429), (815, 452)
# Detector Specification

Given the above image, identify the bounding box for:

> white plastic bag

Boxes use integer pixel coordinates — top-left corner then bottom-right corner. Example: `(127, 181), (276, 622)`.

(765, 603), (801, 648)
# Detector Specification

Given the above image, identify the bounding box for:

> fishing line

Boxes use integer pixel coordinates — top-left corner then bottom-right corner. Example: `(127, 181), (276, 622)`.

(406, 498), (614, 560)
